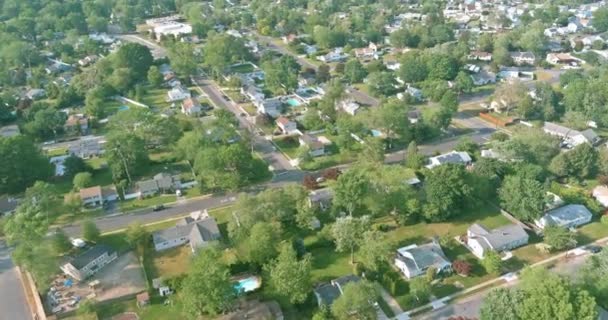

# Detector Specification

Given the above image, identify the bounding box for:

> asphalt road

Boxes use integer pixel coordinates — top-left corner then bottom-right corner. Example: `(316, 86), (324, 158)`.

(415, 250), (599, 320)
(117, 34), (167, 59)
(41, 135), (105, 151)
(0, 241), (32, 320)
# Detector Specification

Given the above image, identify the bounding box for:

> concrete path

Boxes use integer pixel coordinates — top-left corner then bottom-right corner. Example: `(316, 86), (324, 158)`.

(0, 241), (32, 320)
(380, 287), (404, 315)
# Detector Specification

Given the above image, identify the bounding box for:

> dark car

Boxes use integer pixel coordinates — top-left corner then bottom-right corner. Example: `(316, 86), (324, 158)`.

(152, 204), (166, 212)
(586, 245), (602, 254)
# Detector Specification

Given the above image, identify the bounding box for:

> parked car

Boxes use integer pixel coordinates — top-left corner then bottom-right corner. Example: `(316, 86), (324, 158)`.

(153, 204), (166, 211)
(586, 245), (602, 254)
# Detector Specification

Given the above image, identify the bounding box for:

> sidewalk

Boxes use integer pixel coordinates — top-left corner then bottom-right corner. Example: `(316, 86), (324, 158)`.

(380, 287), (404, 315)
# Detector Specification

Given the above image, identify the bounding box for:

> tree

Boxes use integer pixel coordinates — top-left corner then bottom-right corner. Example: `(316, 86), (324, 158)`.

(316, 64), (331, 83)
(494, 128), (560, 166)
(482, 250), (502, 275)
(580, 250), (608, 308)
(399, 51), (428, 83)
(203, 34), (251, 75)
(331, 280), (379, 320)
(424, 164), (476, 221)
(480, 288), (524, 320)
(113, 43), (153, 80)
(452, 260), (472, 276)
(358, 230), (391, 272)
(73, 172), (93, 190)
(367, 71), (395, 97)
(181, 246), (236, 316)
(331, 216), (370, 264)
(63, 155), (89, 177)
(516, 268), (597, 320)
(51, 229), (72, 256)
(549, 143), (598, 180)
(333, 169), (369, 216)
(370, 99), (411, 149)
(147, 65), (163, 87)
(126, 222), (149, 255)
(240, 222), (280, 266)
(105, 134), (148, 183)
(454, 71), (474, 94)
(544, 226), (577, 251)
(168, 42), (199, 76)
(343, 59), (368, 84)
(518, 20), (547, 57)
(0, 136), (53, 194)
(410, 277), (432, 302)
(358, 137), (385, 165)
(263, 55), (301, 95)
(405, 141), (425, 169)
(82, 220), (100, 242)
(499, 175), (546, 221)
(593, 7), (608, 33)
(265, 243), (312, 304)
(302, 175), (319, 190)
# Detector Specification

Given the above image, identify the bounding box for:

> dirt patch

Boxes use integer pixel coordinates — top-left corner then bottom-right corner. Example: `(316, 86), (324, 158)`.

(94, 252), (146, 301)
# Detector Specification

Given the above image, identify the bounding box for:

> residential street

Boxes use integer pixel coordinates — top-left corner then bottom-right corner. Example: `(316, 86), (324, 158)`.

(117, 34), (167, 59)
(0, 241), (32, 320)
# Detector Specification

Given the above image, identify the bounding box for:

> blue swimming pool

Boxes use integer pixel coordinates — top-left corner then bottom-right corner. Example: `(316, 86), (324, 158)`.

(233, 276), (261, 293)
(118, 105), (130, 111)
(286, 98), (301, 107)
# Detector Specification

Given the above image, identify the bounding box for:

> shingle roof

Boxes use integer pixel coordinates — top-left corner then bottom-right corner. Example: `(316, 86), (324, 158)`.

(468, 223), (528, 250)
(314, 283), (341, 306)
(79, 186), (102, 199)
(542, 204), (593, 227)
(152, 216), (221, 248)
(137, 179), (159, 193)
(69, 244), (114, 269)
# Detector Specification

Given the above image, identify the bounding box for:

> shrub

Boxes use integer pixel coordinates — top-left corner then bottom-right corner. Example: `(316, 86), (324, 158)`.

(602, 214), (608, 225)
(453, 260), (472, 276)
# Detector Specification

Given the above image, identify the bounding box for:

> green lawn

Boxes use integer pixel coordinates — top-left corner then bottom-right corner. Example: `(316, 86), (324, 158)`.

(46, 147), (68, 157)
(119, 194), (178, 212)
(273, 136), (300, 159)
(229, 62), (256, 74)
(141, 87), (171, 110)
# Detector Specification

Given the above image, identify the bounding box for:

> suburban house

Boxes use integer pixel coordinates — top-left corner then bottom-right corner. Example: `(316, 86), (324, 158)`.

(546, 53), (582, 65)
(153, 172), (181, 192)
(592, 186), (608, 207)
(254, 97), (282, 117)
(79, 186), (103, 207)
(467, 51), (492, 61)
(0, 196), (19, 216)
(509, 51), (536, 65)
(354, 42), (379, 60)
(299, 134), (325, 157)
(313, 275), (361, 307)
(535, 204), (593, 230)
(167, 86), (191, 102)
(338, 100), (361, 116)
(152, 210), (221, 252)
(394, 241), (452, 279)
(308, 188), (333, 211)
(69, 139), (103, 159)
(137, 179), (161, 198)
(543, 122), (599, 147)
(466, 223), (529, 258)
(276, 117), (297, 134)
(181, 97), (203, 116)
(60, 244), (118, 281)
(471, 71), (497, 86)
(152, 22), (192, 41)
(64, 114), (89, 134)
(316, 48), (348, 63)
(497, 67), (534, 81)
(407, 110), (421, 124)
(0, 124), (20, 138)
(426, 151), (472, 169)
(26, 88), (46, 100)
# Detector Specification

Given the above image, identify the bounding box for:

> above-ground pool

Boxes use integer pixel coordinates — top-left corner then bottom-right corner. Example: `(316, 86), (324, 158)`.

(118, 105), (130, 111)
(233, 276), (261, 293)
(286, 98), (302, 107)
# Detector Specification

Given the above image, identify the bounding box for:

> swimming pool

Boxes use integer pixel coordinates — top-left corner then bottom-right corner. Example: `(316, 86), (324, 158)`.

(233, 276), (261, 293)
(286, 98), (301, 107)
(118, 105), (130, 111)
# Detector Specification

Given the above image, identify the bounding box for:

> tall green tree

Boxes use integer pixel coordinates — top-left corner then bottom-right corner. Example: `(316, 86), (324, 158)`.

(332, 169), (369, 216)
(482, 250), (502, 275)
(358, 230), (391, 272)
(263, 55), (301, 95)
(424, 164), (476, 221)
(73, 172), (93, 190)
(331, 216), (370, 264)
(265, 243), (312, 304)
(0, 136), (53, 194)
(343, 59), (368, 84)
(181, 246), (236, 317)
(499, 175), (546, 221)
(369, 99), (411, 149)
(480, 288), (524, 320)
(147, 65), (163, 87)
(105, 133), (148, 183)
(580, 250), (608, 308)
(240, 222), (281, 266)
(113, 43), (153, 80)
(544, 226), (577, 251)
(82, 220), (100, 242)
(331, 280), (379, 320)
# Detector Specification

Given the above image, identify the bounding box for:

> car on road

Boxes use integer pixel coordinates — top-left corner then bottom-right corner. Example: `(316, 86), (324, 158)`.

(585, 245), (602, 254)
(240, 113), (246, 117)
(222, 94), (230, 101)
(152, 204), (166, 211)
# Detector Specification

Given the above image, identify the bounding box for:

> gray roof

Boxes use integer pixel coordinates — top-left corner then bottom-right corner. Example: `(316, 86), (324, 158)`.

(396, 242), (451, 272)
(430, 151), (472, 166)
(331, 275), (360, 294)
(543, 122), (579, 137)
(137, 179), (160, 193)
(468, 223), (528, 250)
(542, 204), (593, 227)
(69, 245), (114, 269)
(309, 188), (333, 203)
(314, 283), (341, 306)
(581, 129), (599, 143)
(0, 196), (19, 214)
(153, 172), (177, 190)
(152, 217), (221, 248)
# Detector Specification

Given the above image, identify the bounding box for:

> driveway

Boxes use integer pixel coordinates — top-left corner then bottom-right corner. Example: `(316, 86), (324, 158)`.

(0, 241), (32, 320)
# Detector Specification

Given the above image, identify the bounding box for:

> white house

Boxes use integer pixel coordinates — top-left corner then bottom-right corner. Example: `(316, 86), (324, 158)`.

(543, 122), (600, 147)
(181, 97), (202, 116)
(276, 117), (297, 134)
(466, 223), (529, 258)
(394, 241), (452, 279)
(153, 22), (192, 41)
(338, 100), (361, 116)
(152, 211), (221, 252)
(593, 186), (608, 207)
(535, 204), (593, 230)
(167, 86), (191, 102)
(509, 52), (536, 65)
(60, 245), (117, 281)
(255, 97), (282, 117)
(426, 151), (472, 169)
(316, 48), (348, 63)
(299, 134), (325, 157)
